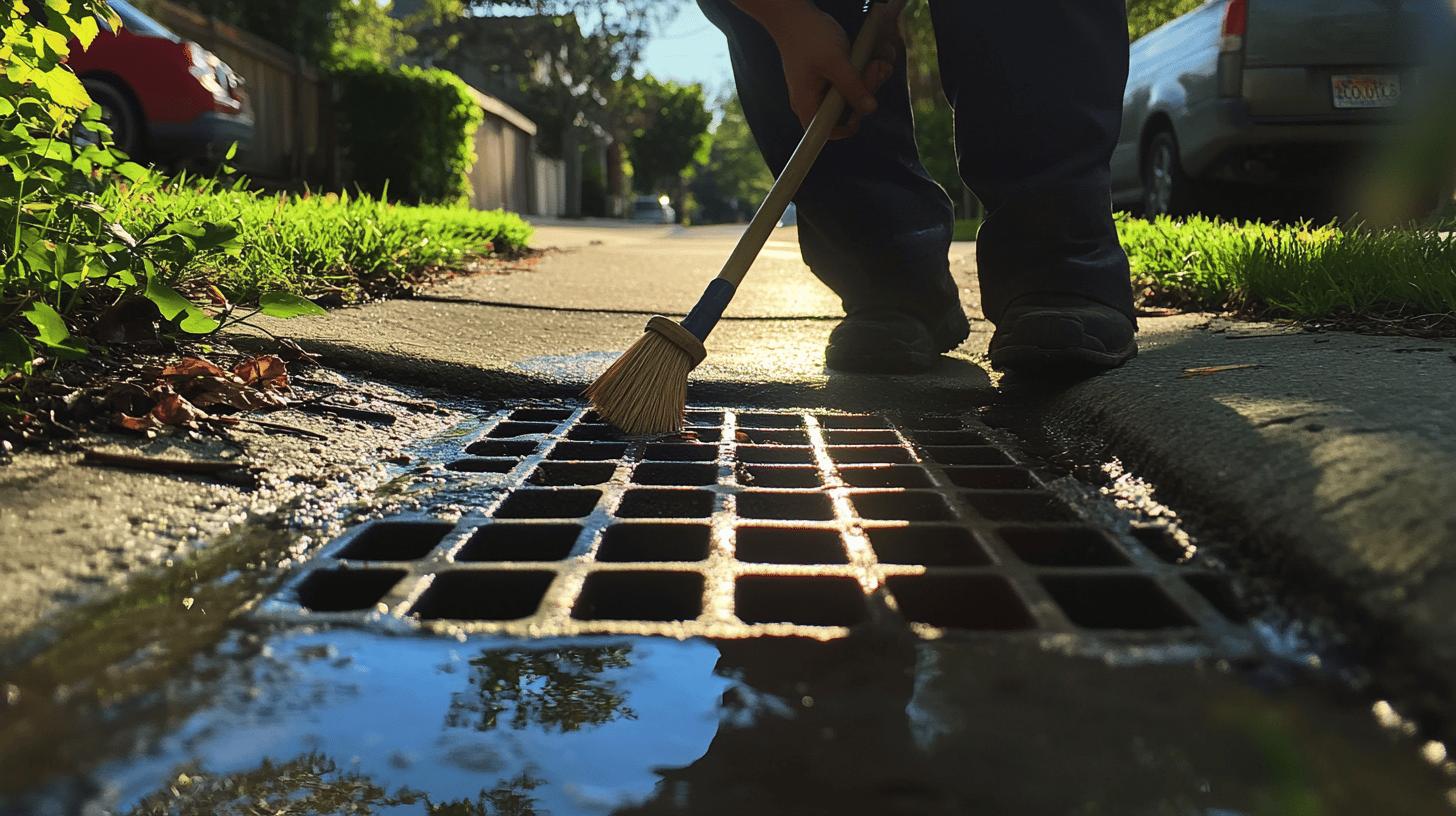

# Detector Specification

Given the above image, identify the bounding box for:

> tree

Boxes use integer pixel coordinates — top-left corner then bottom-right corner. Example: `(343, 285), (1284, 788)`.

(1127, 0), (1203, 40)
(626, 75), (712, 196)
(691, 91), (774, 224)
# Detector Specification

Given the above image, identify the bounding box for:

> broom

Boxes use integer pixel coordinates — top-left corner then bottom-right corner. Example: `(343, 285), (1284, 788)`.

(586, 0), (908, 435)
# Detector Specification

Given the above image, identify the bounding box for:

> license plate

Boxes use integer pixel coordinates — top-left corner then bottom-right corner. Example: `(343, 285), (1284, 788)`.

(1332, 74), (1401, 109)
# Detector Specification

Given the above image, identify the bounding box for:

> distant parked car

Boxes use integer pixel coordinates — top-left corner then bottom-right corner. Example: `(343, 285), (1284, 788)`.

(630, 195), (676, 224)
(1113, 0), (1436, 216)
(67, 0), (252, 163)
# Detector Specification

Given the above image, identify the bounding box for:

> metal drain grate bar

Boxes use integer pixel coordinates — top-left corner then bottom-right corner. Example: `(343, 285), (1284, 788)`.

(262, 407), (1253, 651)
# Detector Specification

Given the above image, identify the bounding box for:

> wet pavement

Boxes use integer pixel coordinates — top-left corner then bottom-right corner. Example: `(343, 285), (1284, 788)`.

(4, 401), (1456, 815)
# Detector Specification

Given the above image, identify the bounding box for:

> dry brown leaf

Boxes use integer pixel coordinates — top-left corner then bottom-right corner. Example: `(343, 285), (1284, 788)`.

(151, 393), (210, 427)
(1181, 364), (1264, 379)
(233, 355), (289, 390)
(162, 356), (236, 381)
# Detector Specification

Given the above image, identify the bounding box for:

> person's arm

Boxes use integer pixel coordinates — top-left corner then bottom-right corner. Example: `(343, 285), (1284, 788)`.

(733, 0), (899, 138)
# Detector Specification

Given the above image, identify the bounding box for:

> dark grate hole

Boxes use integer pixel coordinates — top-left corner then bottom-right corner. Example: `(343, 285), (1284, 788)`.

(597, 524), (711, 563)
(962, 491), (1077, 523)
(686, 410), (724, 426)
(737, 491), (835, 520)
(509, 408), (573, 422)
(297, 568), (405, 612)
(456, 524), (580, 562)
(643, 443), (718, 462)
(336, 520), (453, 561)
(837, 465), (932, 488)
(686, 428), (722, 444)
(851, 491), (956, 521)
(1131, 523), (1197, 564)
(568, 423), (627, 441)
(943, 466), (1038, 490)
(1000, 526), (1129, 567)
(1185, 574), (1249, 623)
(867, 526), (990, 566)
(816, 414), (891, 429)
(413, 571), (554, 621)
(735, 576), (866, 627)
(905, 416), (961, 430)
(737, 445), (816, 464)
(634, 462), (719, 486)
(738, 428), (810, 445)
(489, 421), (557, 438)
(550, 442), (627, 461)
(828, 445), (912, 464)
(922, 446), (1013, 466)
(912, 430), (991, 446)
(529, 462), (616, 486)
(445, 458), (518, 474)
(739, 465), (822, 488)
(824, 429), (900, 445)
(616, 489), (715, 519)
(735, 527), (847, 564)
(495, 489), (602, 519)
(1042, 575), (1195, 630)
(466, 440), (537, 458)
(887, 575), (1034, 630)
(736, 413), (802, 428)
(574, 571), (704, 621)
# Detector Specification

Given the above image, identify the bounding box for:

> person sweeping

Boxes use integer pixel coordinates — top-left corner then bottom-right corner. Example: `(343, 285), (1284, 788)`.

(588, 0), (1138, 433)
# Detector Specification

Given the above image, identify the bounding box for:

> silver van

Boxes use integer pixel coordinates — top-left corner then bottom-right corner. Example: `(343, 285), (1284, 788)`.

(1112, 0), (1443, 216)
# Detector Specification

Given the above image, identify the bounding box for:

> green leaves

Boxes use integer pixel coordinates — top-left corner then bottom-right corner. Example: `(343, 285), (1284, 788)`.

(144, 279), (221, 335)
(258, 292), (326, 318)
(23, 302), (88, 357)
(0, 329), (35, 374)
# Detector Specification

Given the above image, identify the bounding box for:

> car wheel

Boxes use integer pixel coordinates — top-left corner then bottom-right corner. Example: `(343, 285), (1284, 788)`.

(1142, 129), (1195, 217)
(80, 78), (142, 156)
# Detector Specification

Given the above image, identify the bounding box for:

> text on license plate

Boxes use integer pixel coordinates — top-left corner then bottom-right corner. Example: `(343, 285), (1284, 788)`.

(1332, 74), (1401, 109)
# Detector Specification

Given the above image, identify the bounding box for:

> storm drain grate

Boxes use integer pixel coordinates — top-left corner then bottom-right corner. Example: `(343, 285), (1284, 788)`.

(263, 407), (1252, 649)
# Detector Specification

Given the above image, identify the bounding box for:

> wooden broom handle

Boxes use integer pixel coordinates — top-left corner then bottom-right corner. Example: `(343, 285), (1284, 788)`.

(715, 0), (908, 288)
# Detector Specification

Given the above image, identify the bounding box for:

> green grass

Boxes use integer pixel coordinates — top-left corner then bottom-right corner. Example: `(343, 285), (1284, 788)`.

(1117, 215), (1456, 325)
(113, 182), (533, 302)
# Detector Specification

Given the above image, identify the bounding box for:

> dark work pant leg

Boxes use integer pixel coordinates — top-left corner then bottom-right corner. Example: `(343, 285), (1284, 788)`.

(697, 0), (967, 345)
(929, 0), (1137, 325)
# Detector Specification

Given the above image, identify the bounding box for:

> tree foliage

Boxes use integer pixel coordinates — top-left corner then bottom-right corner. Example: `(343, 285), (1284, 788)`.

(691, 91), (773, 223)
(625, 75), (712, 195)
(1127, 0), (1205, 41)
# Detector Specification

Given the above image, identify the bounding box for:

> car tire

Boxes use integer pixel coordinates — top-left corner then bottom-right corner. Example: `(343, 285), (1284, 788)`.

(1141, 129), (1197, 217)
(80, 77), (143, 156)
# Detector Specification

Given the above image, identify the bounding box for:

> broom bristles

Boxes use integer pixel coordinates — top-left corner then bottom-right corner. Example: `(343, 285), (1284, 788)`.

(586, 322), (701, 435)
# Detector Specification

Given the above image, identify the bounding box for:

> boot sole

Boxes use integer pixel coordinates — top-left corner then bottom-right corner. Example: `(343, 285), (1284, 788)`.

(990, 340), (1138, 373)
(826, 338), (941, 375)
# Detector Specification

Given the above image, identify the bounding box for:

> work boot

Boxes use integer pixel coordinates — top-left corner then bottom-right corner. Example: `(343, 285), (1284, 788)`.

(825, 309), (948, 374)
(989, 294), (1137, 373)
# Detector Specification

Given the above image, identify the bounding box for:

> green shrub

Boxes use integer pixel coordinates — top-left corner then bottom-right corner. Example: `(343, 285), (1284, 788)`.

(333, 60), (484, 205)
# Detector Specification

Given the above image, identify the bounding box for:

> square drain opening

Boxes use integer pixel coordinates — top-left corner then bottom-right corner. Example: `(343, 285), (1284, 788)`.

(1000, 526), (1130, 567)
(739, 465), (822, 489)
(549, 442), (627, 461)
(617, 489), (715, 519)
(509, 408), (573, 422)
(528, 462), (616, 486)
(1042, 575), (1194, 630)
(866, 526), (990, 566)
(456, 524), (581, 562)
(598, 524), (711, 563)
(824, 429), (900, 445)
(737, 445), (816, 465)
(686, 410), (725, 426)
(735, 527), (847, 565)
(737, 413), (802, 429)
(737, 491), (835, 521)
(336, 520), (454, 561)
(445, 458), (518, 474)
(574, 571), (704, 622)
(568, 423), (627, 441)
(466, 440), (537, 458)
(495, 489), (602, 519)
(852, 491), (956, 521)
(297, 568), (405, 612)
(962, 491), (1077, 523)
(739, 428), (810, 445)
(943, 466), (1038, 490)
(643, 443), (718, 462)
(828, 445), (912, 465)
(634, 462), (719, 486)
(913, 430), (991, 446)
(838, 465), (932, 489)
(489, 421), (557, 438)
(414, 571), (555, 621)
(816, 414), (891, 429)
(888, 575), (1034, 630)
(922, 446), (1012, 466)
(735, 576), (866, 627)
(1185, 574), (1249, 623)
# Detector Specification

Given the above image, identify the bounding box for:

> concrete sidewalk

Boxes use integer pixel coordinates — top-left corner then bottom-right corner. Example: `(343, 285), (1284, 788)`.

(251, 221), (1456, 722)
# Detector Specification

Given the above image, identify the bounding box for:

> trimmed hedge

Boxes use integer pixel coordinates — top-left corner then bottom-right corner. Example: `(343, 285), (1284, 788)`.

(333, 61), (483, 204)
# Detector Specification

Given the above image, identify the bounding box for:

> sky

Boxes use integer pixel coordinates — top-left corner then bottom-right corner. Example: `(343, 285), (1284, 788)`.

(639, 0), (734, 94)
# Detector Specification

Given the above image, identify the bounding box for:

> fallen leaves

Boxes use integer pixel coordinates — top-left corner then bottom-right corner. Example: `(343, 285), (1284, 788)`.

(115, 354), (294, 432)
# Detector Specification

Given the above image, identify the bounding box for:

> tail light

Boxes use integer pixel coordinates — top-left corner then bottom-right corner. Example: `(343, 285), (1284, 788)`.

(1220, 0), (1248, 53)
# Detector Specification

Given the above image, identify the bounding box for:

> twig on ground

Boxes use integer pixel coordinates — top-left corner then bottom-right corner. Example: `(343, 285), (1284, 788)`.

(81, 448), (249, 476)
(234, 417), (329, 440)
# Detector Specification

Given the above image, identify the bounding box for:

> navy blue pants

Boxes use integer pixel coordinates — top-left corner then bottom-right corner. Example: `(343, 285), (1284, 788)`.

(698, 0), (1136, 340)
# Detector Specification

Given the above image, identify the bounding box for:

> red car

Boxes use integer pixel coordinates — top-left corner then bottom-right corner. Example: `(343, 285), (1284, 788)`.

(67, 0), (252, 163)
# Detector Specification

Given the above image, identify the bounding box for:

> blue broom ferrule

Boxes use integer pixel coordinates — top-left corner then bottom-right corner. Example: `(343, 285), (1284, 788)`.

(680, 277), (737, 341)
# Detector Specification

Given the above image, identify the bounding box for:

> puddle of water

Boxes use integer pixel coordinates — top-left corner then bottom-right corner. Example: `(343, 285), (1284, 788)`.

(4, 629), (1453, 815)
